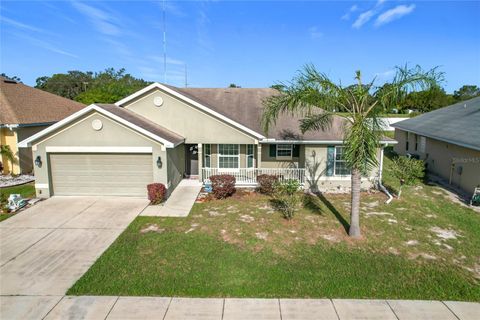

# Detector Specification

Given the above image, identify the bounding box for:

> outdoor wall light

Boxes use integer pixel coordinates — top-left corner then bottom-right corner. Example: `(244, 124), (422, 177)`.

(34, 156), (42, 168)
(156, 156), (162, 169)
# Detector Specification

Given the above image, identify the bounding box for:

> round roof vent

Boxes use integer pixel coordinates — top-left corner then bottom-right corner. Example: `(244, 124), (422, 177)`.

(92, 119), (103, 131)
(153, 96), (164, 107)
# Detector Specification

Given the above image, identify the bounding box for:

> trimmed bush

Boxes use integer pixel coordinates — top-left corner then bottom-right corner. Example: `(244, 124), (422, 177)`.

(272, 179), (301, 220)
(210, 175), (236, 199)
(256, 174), (278, 194)
(147, 183), (167, 204)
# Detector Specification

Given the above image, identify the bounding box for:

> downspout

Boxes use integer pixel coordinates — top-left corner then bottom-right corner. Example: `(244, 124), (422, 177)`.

(378, 145), (394, 204)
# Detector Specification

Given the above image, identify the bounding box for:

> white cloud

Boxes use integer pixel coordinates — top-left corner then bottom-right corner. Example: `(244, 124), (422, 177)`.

(375, 4), (416, 27)
(341, 5), (358, 20)
(71, 1), (121, 36)
(1, 16), (45, 33)
(308, 26), (323, 39)
(12, 32), (78, 58)
(352, 10), (375, 29)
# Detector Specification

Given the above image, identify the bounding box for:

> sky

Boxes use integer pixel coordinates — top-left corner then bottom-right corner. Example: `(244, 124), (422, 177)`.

(1, 0), (479, 93)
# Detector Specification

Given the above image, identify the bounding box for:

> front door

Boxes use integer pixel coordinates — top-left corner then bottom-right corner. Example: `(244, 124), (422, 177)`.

(185, 144), (199, 176)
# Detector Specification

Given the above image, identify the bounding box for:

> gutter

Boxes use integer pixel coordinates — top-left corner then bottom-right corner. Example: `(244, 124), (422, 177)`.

(378, 146), (393, 204)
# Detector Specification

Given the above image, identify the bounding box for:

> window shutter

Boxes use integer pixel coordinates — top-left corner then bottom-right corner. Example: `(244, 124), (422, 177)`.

(269, 144), (276, 157)
(293, 144), (300, 157)
(326, 146), (335, 176)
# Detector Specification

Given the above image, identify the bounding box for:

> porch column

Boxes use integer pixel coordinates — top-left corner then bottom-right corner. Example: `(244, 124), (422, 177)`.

(257, 143), (262, 168)
(197, 143), (203, 181)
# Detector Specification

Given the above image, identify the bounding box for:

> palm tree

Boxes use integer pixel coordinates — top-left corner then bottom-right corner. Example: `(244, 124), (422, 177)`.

(262, 64), (441, 238)
(0, 145), (17, 174)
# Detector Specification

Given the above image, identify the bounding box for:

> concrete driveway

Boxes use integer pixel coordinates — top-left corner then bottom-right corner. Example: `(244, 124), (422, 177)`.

(0, 196), (148, 296)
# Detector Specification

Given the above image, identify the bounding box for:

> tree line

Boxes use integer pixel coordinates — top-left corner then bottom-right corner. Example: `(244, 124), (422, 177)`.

(34, 68), (152, 105)
(2, 69), (479, 112)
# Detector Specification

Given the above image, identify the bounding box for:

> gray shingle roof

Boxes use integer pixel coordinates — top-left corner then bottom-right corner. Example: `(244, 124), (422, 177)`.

(166, 86), (348, 141)
(96, 104), (184, 145)
(392, 97), (480, 151)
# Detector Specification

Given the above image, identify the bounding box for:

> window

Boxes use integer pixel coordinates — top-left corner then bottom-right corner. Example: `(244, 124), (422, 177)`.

(218, 144), (239, 169)
(334, 146), (350, 175)
(276, 144), (293, 159)
(203, 144), (211, 168)
(247, 144), (254, 168)
(406, 132), (409, 151)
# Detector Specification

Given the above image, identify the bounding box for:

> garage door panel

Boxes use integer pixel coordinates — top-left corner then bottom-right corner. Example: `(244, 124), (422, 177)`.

(50, 153), (153, 197)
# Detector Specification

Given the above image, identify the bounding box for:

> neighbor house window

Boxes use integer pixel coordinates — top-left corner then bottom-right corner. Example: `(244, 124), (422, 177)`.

(334, 146), (350, 176)
(203, 144), (211, 168)
(247, 144), (254, 168)
(276, 144), (293, 159)
(218, 144), (239, 169)
(406, 132), (410, 151)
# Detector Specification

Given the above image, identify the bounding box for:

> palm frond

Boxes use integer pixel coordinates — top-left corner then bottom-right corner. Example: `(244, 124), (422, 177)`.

(299, 112), (333, 133)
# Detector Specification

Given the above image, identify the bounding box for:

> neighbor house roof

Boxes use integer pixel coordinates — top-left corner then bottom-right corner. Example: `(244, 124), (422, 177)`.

(0, 77), (85, 126)
(19, 104), (184, 148)
(392, 97), (480, 151)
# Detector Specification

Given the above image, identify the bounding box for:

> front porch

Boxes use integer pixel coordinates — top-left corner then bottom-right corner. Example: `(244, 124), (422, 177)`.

(202, 167), (306, 185)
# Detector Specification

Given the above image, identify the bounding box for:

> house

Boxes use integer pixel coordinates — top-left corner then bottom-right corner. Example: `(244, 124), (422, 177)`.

(392, 97), (480, 194)
(19, 83), (395, 198)
(0, 77), (84, 174)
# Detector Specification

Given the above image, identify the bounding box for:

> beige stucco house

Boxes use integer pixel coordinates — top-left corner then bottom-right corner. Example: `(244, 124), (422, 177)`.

(392, 97), (480, 195)
(19, 83), (395, 198)
(0, 77), (84, 174)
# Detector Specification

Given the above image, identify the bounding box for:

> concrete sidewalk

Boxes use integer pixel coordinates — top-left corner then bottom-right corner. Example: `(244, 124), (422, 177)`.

(141, 179), (202, 217)
(1, 296), (478, 320)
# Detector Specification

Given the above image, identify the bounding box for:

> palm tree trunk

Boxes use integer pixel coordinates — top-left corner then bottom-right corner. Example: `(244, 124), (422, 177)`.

(349, 167), (362, 238)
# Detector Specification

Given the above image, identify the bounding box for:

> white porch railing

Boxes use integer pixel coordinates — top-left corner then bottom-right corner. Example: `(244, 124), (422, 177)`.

(201, 168), (306, 185)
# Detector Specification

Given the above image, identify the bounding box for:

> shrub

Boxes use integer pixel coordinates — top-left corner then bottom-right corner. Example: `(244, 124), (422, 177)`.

(390, 156), (425, 198)
(210, 174), (236, 199)
(147, 183), (167, 204)
(272, 179), (301, 220)
(256, 174), (279, 194)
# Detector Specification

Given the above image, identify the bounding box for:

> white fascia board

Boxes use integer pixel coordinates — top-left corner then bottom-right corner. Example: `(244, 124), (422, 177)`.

(45, 146), (153, 153)
(115, 82), (266, 140)
(90, 104), (175, 148)
(18, 104), (176, 148)
(18, 106), (95, 148)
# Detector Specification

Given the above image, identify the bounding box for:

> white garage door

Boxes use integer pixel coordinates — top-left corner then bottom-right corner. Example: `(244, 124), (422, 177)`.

(50, 153), (153, 197)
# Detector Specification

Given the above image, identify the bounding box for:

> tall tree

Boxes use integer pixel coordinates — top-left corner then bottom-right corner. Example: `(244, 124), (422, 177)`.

(35, 71), (93, 99)
(453, 85), (480, 101)
(402, 85), (454, 112)
(35, 68), (150, 103)
(262, 64), (441, 237)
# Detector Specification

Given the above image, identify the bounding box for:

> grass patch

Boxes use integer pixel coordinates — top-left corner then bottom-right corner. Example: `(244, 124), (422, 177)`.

(0, 182), (35, 222)
(69, 182), (480, 300)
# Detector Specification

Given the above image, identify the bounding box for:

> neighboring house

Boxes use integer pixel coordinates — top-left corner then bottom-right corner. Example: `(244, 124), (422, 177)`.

(19, 83), (395, 198)
(0, 77), (84, 174)
(392, 97), (480, 195)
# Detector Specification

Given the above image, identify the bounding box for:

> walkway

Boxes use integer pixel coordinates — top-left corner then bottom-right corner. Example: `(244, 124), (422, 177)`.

(141, 179), (202, 217)
(0, 196), (148, 295)
(1, 296), (478, 319)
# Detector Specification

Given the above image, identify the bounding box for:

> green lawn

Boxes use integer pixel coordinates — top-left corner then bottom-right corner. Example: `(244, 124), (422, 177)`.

(0, 182), (35, 222)
(68, 155), (480, 300)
